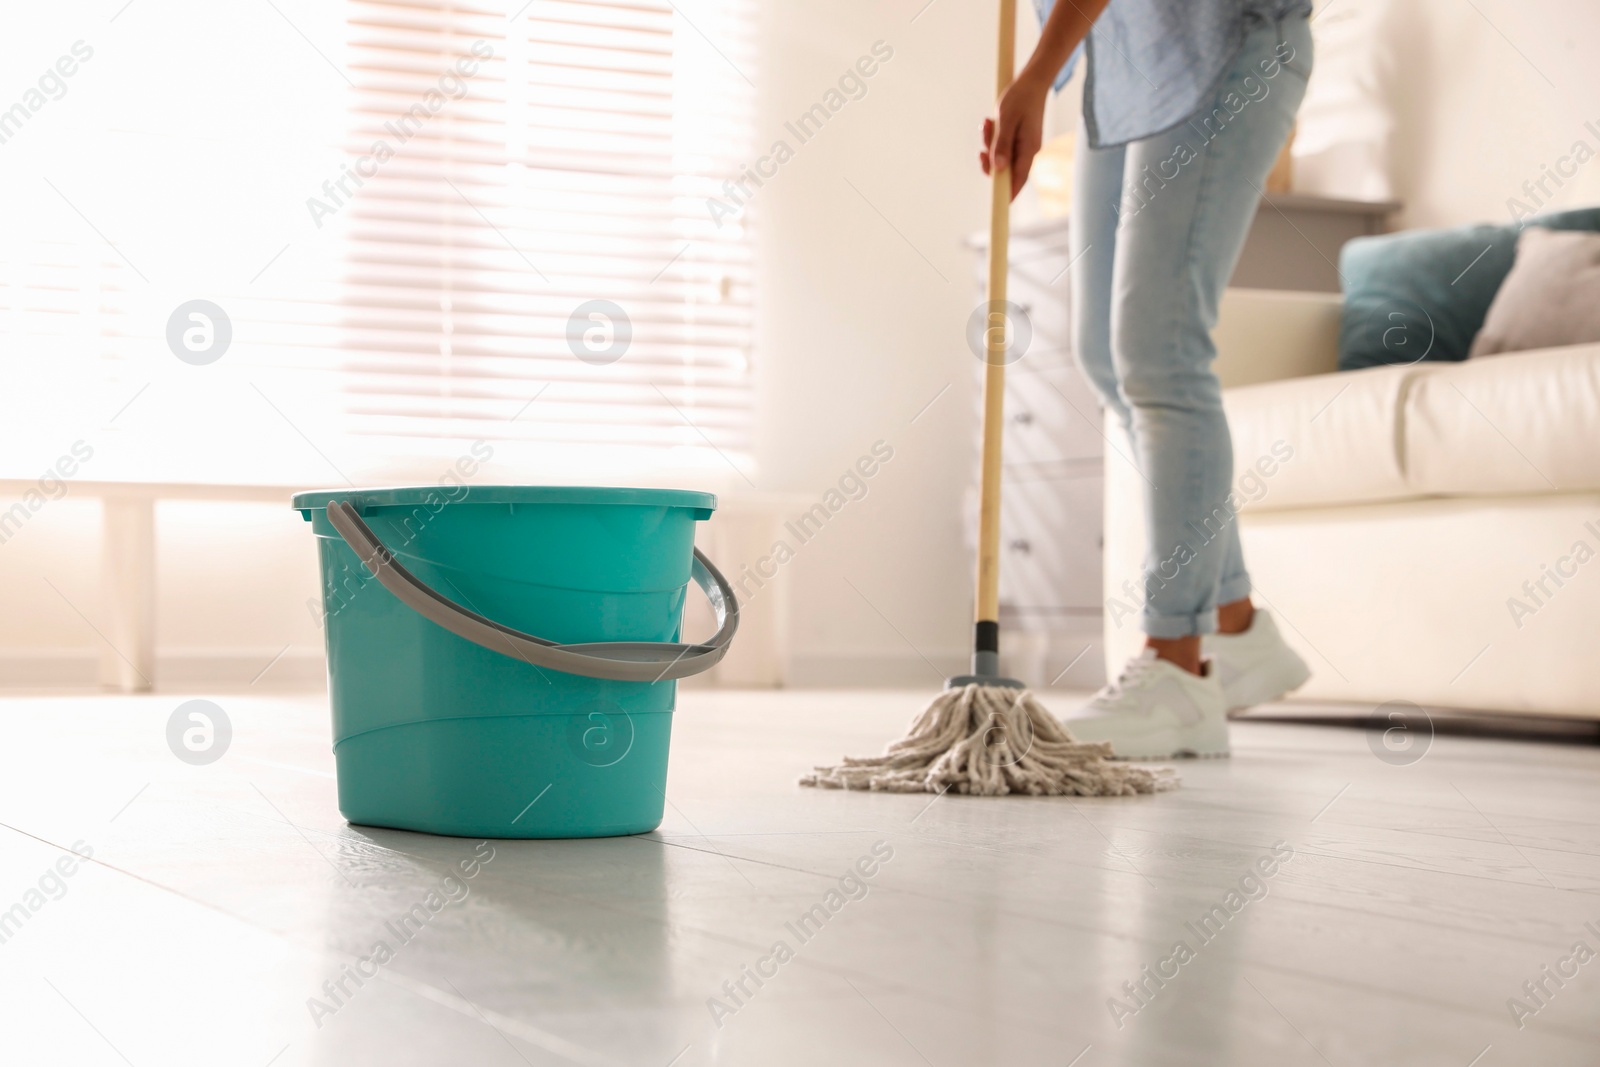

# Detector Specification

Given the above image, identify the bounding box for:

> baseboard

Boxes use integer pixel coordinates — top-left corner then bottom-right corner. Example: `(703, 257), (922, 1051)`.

(0, 648), (327, 692)
(786, 649), (971, 688)
(997, 624), (1107, 690)
(159, 648), (328, 691)
(0, 649), (100, 689)
(787, 632), (1107, 690)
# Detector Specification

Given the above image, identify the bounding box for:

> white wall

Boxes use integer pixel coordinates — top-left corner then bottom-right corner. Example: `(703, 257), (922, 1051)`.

(5, 0), (1599, 690)
(1297, 0), (1600, 228)
(745, 0), (1003, 683)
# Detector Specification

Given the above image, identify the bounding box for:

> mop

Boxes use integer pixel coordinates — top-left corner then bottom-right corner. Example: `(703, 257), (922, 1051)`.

(800, 0), (1173, 797)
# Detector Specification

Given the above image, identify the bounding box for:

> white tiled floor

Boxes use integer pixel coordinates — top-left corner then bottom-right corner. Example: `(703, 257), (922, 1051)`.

(1, 689), (1598, 1066)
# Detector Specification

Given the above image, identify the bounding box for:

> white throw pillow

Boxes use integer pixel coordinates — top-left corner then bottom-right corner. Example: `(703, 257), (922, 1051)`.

(1470, 226), (1600, 357)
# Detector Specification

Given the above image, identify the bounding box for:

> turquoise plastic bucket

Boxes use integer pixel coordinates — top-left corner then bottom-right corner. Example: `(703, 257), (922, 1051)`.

(293, 485), (733, 839)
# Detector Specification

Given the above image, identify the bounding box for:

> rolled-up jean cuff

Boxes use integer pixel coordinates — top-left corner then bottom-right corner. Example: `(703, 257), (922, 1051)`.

(1143, 610), (1217, 639)
(1218, 573), (1252, 606)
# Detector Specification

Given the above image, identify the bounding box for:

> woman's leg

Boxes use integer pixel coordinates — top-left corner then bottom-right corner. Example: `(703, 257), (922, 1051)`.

(1109, 18), (1313, 663)
(1070, 95), (1254, 659)
(1069, 123), (1129, 431)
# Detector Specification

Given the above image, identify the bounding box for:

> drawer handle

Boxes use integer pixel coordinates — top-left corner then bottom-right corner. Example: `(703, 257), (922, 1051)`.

(1008, 538), (1032, 554)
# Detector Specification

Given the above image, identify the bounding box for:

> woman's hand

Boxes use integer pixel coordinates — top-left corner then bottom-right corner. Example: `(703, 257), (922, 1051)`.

(980, 68), (1052, 201)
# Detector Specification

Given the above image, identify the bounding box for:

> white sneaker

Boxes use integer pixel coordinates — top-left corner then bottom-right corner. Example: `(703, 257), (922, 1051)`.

(1202, 609), (1311, 712)
(1062, 649), (1229, 759)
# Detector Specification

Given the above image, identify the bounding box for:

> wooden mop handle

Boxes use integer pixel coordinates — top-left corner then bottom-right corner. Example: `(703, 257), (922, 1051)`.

(974, 0), (1015, 652)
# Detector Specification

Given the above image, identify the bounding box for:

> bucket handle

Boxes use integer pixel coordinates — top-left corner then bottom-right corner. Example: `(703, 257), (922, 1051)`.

(325, 500), (739, 682)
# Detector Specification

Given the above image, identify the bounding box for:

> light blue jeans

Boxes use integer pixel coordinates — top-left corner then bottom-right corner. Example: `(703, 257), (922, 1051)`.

(1069, 16), (1312, 638)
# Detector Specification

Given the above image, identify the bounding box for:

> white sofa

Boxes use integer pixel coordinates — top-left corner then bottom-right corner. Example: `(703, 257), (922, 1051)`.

(1104, 289), (1600, 719)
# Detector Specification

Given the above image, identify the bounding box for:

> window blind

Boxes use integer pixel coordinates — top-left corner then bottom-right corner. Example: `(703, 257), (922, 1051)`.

(333, 0), (758, 478)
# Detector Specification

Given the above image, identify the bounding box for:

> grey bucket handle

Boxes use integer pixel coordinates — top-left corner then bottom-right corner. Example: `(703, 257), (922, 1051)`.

(325, 500), (739, 682)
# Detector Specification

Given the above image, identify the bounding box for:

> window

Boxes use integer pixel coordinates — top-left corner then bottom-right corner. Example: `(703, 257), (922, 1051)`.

(0, 0), (757, 486)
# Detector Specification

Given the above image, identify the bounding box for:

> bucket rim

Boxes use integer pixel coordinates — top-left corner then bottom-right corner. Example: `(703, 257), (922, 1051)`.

(292, 484), (717, 514)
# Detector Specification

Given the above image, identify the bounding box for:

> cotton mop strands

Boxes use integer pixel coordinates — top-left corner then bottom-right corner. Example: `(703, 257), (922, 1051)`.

(799, 683), (1175, 795)
(800, 0), (1174, 798)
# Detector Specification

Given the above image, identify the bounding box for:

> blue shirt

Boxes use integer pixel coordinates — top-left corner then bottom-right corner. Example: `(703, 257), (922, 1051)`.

(1034, 0), (1313, 147)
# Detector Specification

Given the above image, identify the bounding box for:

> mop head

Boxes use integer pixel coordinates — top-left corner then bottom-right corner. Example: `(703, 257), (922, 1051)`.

(799, 683), (1177, 796)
